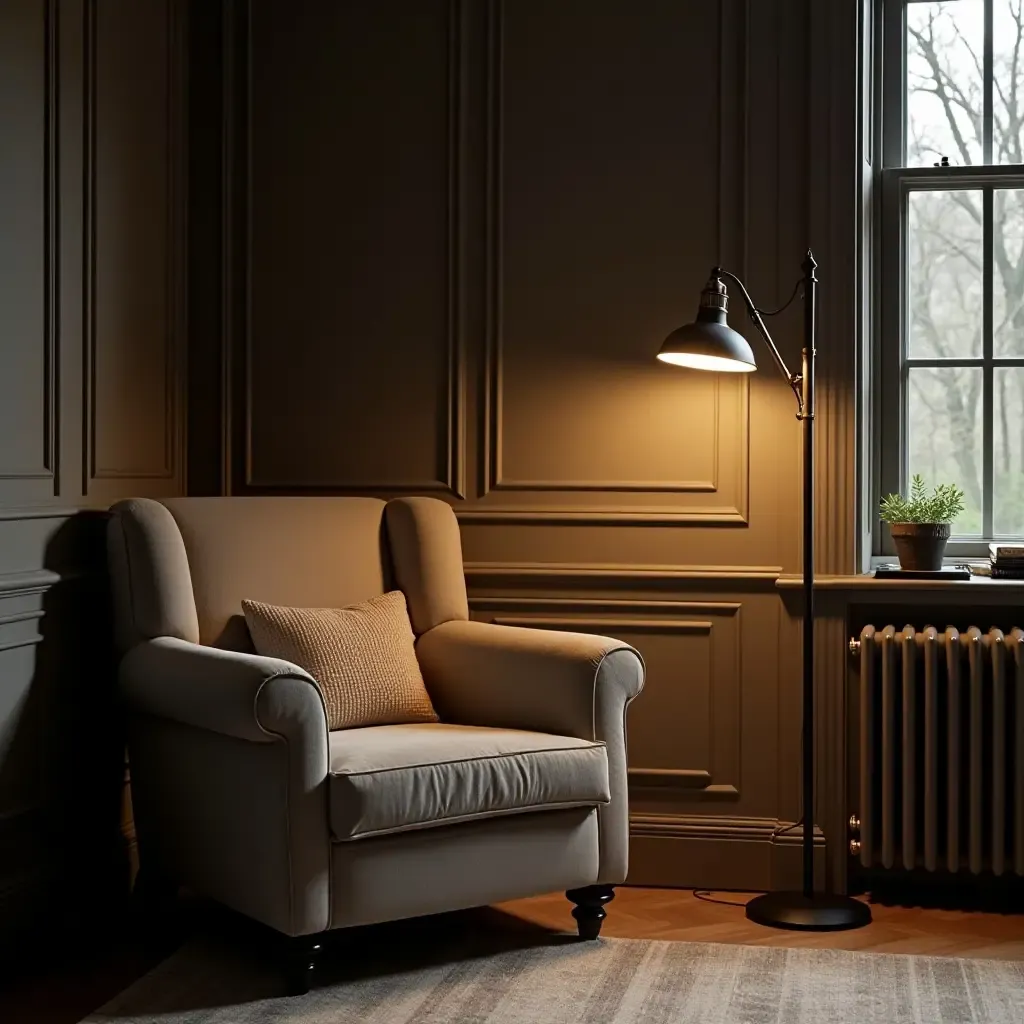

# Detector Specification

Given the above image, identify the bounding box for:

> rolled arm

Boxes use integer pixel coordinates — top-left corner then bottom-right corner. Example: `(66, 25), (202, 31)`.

(119, 637), (331, 936)
(416, 619), (644, 885)
(120, 636), (328, 751)
(415, 619), (644, 739)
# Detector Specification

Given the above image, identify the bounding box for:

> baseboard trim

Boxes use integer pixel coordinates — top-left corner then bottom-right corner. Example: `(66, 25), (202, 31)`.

(628, 815), (828, 891)
(631, 814), (822, 842)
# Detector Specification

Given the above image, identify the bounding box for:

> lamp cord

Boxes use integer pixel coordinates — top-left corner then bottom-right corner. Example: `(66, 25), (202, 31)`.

(693, 891), (755, 907)
(692, 820), (802, 908)
(772, 818), (803, 838)
(754, 280), (803, 318)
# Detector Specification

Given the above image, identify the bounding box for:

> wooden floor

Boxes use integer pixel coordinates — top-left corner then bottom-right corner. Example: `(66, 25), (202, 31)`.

(2, 887), (1023, 1023)
(497, 888), (1024, 961)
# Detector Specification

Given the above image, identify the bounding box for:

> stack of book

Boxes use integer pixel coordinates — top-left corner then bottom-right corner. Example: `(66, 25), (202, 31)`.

(989, 543), (1024, 579)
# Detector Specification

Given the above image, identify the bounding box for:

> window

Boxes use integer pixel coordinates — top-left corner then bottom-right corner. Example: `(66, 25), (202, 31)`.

(879, 0), (1024, 552)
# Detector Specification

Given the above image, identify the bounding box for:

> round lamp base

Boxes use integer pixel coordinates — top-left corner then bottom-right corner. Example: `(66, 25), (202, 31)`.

(745, 891), (872, 932)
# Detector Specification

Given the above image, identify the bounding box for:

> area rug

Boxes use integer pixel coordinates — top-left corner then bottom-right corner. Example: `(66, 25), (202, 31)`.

(82, 934), (1024, 1024)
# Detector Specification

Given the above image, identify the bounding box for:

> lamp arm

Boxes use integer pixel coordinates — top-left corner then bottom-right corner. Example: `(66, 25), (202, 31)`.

(714, 268), (804, 413)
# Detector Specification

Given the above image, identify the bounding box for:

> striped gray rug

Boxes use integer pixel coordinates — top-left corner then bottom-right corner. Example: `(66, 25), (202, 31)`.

(83, 935), (1024, 1024)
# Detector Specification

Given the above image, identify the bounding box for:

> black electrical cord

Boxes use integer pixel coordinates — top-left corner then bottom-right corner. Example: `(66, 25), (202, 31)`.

(692, 820), (801, 908)
(693, 891), (756, 907)
(772, 819), (803, 839)
(754, 280), (803, 319)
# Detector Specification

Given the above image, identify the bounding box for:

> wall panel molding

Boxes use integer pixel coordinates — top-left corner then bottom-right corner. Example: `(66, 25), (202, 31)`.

(486, 379), (722, 494)
(464, 561), (782, 586)
(82, 0), (186, 499)
(235, 0), (465, 498)
(0, 569), (62, 595)
(463, 0), (750, 525)
(0, 0), (59, 503)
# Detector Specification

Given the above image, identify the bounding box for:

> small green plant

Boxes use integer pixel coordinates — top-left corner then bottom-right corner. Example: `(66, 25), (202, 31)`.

(879, 474), (966, 524)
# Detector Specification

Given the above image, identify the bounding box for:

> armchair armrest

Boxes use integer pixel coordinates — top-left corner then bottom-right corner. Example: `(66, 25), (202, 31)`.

(415, 619), (644, 740)
(416, 619), (644, 885)
(118, 637), (331, 936)
(120, 636), (328, 750)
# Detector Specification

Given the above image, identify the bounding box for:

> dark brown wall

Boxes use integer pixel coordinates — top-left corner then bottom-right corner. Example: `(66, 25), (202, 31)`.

(195, 0), (866, 889)
(0, 0), (186, 948)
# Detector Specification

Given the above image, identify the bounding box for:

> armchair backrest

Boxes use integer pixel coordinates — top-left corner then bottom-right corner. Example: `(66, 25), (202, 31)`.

(108, 495), (468, 652)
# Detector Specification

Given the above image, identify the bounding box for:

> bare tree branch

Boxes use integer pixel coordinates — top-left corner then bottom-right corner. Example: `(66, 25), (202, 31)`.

(909, 14), (978, 164)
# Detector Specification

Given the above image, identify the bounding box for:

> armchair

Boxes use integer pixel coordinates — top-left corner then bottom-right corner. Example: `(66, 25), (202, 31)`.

(108, 495), (644, 993)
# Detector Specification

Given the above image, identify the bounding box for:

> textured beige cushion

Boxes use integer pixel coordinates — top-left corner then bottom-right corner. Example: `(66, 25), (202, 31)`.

(242, 591), (438, 730)
(327, 723), (610, 841)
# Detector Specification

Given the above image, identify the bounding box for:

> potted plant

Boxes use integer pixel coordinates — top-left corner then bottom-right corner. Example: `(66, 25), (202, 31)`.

(879, 474), (966, 571)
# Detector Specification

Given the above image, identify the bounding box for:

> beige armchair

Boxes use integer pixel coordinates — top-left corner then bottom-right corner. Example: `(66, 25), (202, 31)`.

(107, 496), (644, 993)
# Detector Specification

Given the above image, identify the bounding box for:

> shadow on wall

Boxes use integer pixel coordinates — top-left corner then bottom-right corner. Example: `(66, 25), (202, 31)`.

(0, 510), (129, 964)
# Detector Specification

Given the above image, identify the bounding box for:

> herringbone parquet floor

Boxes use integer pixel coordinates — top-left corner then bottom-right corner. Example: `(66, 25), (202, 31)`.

(496, 887), (1024, 960)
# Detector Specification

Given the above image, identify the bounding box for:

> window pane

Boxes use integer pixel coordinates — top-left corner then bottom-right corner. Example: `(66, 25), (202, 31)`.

(994, 366), (1024, 536)
(908, 189), (983, 358)
(993, 2), (1024, 164)
(906, 0), (983, 167)
(907, 366), (984, 534)
(994, 189), (1024, 355)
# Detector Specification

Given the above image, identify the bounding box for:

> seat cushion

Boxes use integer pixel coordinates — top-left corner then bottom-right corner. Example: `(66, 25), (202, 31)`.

(327, 723), (610, 841)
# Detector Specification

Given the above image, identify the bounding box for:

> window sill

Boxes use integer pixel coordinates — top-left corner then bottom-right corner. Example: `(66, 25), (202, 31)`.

(777, 571), (1024, 593)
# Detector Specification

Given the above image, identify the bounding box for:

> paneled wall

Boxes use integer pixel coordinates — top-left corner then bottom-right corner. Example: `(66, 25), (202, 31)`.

(0, 0), (865, 944)
(0, 0), (186, 949)
(193, 0), (865, 888)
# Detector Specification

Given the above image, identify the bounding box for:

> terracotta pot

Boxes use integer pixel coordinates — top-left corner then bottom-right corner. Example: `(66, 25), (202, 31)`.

(888, 522), (951, 572)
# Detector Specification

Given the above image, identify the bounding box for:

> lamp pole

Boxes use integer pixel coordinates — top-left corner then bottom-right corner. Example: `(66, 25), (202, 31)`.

(799, 252), (817, 901)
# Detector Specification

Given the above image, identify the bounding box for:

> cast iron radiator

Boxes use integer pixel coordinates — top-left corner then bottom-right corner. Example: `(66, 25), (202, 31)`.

(851, 625), (1024, 877)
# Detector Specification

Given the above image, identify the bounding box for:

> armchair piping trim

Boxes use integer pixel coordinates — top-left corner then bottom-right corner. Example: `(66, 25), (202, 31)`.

(589, 645), (646, 882)
(251, 670), (326, 738)
(330, 741), (606, 779)
(588, 645), (645, 742)
(334, 800), (606, 842)
(252, 670), (331, 937)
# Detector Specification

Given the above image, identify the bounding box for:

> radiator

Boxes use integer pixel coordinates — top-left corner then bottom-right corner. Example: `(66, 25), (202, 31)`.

(851, 625), (1024, 877)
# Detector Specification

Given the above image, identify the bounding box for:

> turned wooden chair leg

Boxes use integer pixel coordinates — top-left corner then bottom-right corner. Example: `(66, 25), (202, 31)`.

(566, 885), (616, 940)
(282, 934), (324, 996)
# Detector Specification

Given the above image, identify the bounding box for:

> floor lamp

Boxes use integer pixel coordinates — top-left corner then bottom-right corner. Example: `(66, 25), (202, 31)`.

(656, 250), (871, 932)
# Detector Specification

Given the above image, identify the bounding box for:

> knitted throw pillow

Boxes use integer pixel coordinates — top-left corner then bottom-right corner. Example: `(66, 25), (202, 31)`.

(241, 591), (438, 730)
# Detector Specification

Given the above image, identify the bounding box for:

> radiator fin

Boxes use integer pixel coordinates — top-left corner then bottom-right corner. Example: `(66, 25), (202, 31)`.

(1014, 629), (1024, 876)
(881, 625), (896, 870)
(859, 625), (875, 869)
(923, 626), (938, 872)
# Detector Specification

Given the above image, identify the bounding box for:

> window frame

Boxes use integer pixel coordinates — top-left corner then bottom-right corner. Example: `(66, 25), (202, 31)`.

(876, 0), (1024, 558)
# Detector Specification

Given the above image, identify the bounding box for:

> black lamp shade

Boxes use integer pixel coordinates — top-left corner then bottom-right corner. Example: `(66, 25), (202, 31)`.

(657, 320), (756, 372)
(656, 274), (757, 373)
